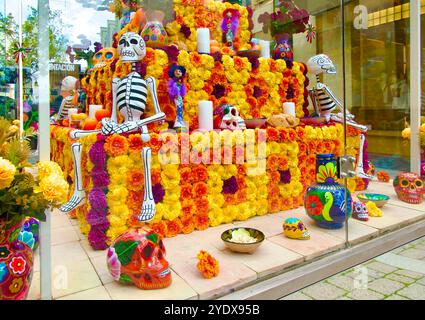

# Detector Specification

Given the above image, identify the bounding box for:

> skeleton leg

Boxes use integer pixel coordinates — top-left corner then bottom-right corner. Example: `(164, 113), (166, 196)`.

(60, 142), (86, 213)
(70, 129), (101, 140)
(138, 147), (156, 222)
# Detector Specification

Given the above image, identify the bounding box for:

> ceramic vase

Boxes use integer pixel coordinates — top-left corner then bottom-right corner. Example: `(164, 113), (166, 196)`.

(0, 220), (34, 300)
(273, 33), (293, 64)
(141, 10), (169, 49)
(304, 154), (352, 229)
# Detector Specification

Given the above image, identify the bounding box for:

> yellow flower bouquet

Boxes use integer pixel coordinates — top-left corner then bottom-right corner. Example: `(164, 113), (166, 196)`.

(0, 118), (69, 228)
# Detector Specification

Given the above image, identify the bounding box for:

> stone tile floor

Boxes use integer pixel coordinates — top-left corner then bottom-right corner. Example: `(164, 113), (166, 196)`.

(281, 237), (425, 300)
(27, 181), (425, 300)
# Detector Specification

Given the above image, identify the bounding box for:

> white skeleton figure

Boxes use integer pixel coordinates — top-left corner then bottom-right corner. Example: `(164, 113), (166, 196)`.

(307, 54), (373, 180)
(60, 32), (166, 222)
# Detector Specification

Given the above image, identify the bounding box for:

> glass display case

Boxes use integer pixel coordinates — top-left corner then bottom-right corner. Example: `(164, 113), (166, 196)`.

(0, 0), (423, 300)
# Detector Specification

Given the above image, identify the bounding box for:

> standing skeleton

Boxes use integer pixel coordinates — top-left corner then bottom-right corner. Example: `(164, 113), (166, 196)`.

(60, 32), (166, 222)
(307, 54), (373, 180)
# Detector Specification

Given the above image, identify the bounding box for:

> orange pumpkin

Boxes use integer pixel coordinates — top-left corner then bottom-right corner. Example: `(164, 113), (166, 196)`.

(210, 40), (220, 54)
(95, 109), (112, 121)
(83, 118), (99, 130)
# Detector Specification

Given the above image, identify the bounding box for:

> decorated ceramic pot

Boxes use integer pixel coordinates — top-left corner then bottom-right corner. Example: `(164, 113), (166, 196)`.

(18, 218), (40, 251)
(283, 218), (310, 240)
(0, 220), (34, 300)
(106, 227), (171, 290)
(393, 172), (424, 204)
(304, 154), (352, 229)
(141, 11), (168, 49)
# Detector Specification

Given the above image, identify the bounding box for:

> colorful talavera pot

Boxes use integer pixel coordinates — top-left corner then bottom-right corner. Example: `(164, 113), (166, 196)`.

(18, 218), (40, 251)
(0, 220), (34, 300)
(304, 154), (352, 229)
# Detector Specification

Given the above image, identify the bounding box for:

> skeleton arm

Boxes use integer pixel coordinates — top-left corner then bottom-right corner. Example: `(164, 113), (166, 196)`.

(110, 78), (120, 123)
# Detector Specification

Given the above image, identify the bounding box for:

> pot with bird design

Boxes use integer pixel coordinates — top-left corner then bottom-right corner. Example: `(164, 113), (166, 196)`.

(304, 154), (352, 229)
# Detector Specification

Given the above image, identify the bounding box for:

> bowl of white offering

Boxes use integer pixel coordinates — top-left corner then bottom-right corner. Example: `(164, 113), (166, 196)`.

(221, 227), (265, 254)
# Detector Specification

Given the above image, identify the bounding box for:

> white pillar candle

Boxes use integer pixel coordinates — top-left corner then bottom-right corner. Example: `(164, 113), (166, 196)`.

(283, 102), (296, 117)
(197, 28), (210, 54)
(198, 100), (213, 132)
(89, 105), (103, 119)
(259, 40), (270, 59)
(68, 108), (79, 120)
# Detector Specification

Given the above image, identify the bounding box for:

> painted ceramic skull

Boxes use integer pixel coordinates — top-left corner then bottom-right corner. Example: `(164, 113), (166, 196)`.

(118, 32), (146, 63)
(106, 227), (172, 290)
(93, 47), (118, 69)
(218, 104), (246, 130)
(393, 172), (424, 204)
(352, 201), (369, 221)
(307, 54), (337, 75)
(283, 218), (310, 240)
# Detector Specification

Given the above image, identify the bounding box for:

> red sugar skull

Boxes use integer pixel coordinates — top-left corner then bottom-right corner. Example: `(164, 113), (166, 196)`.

(393, 172), (424, 204)
(106, 227), (171, 290)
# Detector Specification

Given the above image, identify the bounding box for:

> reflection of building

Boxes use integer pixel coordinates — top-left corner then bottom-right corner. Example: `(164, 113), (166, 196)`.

(100, 19), (121, 47)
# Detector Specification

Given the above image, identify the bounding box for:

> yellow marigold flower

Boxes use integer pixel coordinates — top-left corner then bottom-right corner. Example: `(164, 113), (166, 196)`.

(36, 161), (63, 181)
(401, 127), (411, 139)
(0, 157), (16, 190)
(366, 201), (383, 217)
(36, 173), (69, 204)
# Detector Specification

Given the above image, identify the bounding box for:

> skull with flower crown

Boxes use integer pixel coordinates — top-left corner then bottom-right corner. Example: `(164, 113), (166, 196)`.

(393, 172), (424, 204)
(106, 227), (171, 290)
(283, 218), (310, 240)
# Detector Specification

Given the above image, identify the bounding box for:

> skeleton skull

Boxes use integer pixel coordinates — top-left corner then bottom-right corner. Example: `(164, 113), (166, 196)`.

(352, 201), (369, 221)
(118, 32), (146, 63)
(307, 54), (336, 75)
(283, 218), (310, 240)
(93, 47), (118, 69)
(217, 104), (246, 131)
(393, 172), (424, 204)
(106, 227), (172, 290)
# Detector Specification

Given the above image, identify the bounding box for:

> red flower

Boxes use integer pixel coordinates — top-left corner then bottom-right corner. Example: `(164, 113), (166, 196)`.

(179, 167), (193, 183)
(166, 219), (182, 238)
(306, 195), (324, 216)
(195, 197), (209, 215)
(181, 215), (195, 234)
(192, 165), (208, 182)
(266, 128), (280, 142)
(193, 182), (208, 198)
(151, 221), (167, 238)
(128, 134), (143, 153)
(195, 212), (209, 231)
(9, 256), (26, 275)
(180, 184), (193, 201)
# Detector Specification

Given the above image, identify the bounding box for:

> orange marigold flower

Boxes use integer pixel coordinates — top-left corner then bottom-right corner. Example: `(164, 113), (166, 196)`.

(267, 154), (279, 171)
(128, 134), (143, 153)
(151, 221), (167, 238)
(105, 134), (129, 157)
(182, 203), (194, 217)
(278, 155), (289, 171)
(237, 165), (246, 176)
(127, 190), (144, 211)
(235, 190), (246, 203)
(268, 197), (280, 213)
(197, 250), (219, 279)
(308, 140), (318, 153)
(191, 52), (202, 67)
(268, 170), (280, 182)
(287, 128), (297, 141)
(233, 56), (245, 71)
(266, 127), (280, 142)
(144, 48), (155, 65)
(224, 194), (235, 204)
(166, 219), (183, 238)
(194, 197), (209, 215)
(181, 215), (195, 234)
(151, 170), (161, 185)
(148, 133), (162, 153)
(268, 184), (280, 198)
(236, 175), (246, 189)
(192, 165), (208, 182)
(127, 169), (144, 191)
(195, 212), (209, 231)
(193, 182), (208, 198)
(179, 167), (193, 183)
(180, 184), (193, 201)
(377, 170), (390, 183)
(355, 178), (367, 191)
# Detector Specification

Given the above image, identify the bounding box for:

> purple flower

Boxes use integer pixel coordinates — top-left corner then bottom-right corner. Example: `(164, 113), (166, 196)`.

(89, 141), (106, 167)
(253, 86), (263, 98)
(86, 209), (109, 226)
(91, 167), (110, 188)
(180, 24), (191, 39)
(23, 101), (32, 113)
(212, 51), (223, 63)
(88, 227), (109, 251)
(135, 62), (147, 77)
(89, 188), (107, 212)
(164, 45), (180, 63)
(212, 84), (226, 99)
(223, 176), (238, 194)
(152, 183), (165, 204)
(280, 170), (291, 184)
(248, 56), (259, 69)
(286, 85), (295, 99)
(94, 42), (103, 53)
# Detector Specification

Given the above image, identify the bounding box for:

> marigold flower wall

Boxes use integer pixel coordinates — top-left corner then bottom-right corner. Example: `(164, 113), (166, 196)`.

(50, 124), (365, 250)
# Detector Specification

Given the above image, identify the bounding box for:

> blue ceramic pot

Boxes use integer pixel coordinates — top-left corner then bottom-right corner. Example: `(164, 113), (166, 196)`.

(304, 154), (352, 229)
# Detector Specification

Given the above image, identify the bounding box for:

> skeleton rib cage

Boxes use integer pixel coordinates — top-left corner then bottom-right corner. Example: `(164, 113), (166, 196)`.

(314, 87), (337, 115)
(116, 72), (148, 121)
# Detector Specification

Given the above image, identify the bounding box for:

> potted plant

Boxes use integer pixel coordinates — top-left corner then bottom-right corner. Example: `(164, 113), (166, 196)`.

(258, 0), (315, 65)
(0, 117), (69, 300)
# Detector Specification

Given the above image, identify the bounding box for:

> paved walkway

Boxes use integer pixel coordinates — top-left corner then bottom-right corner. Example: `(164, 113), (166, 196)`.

(281, 237), (425, 300)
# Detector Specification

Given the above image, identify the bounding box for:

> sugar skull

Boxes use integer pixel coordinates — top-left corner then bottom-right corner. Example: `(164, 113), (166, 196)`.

(307, 54), (337, 75)
(93, 47), (118, 69)
(213, 104), (246, 131)
(393, 172), (425, 204)
(118, 32), (146, 63)
(106, 227), (172, 290)
(352, 201), (369, 221)
(283, 218), (310, 240)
